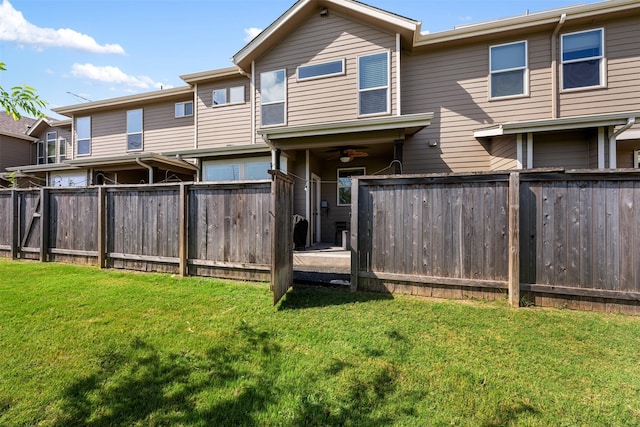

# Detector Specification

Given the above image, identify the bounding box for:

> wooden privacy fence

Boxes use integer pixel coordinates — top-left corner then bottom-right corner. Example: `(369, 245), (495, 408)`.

(0, 180), (286, 285)
(351, 170), (640, 313)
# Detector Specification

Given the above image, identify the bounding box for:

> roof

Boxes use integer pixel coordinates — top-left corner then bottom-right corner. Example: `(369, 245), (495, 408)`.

(53, 86), (194, 116)
(180, 67), (247, 85)
(7, 153), (198, 175)
(163, 143), (271, 159)
(474, 111), (640, 138)
(27, 117), (72, 137)
(232, 0), (420, 72)
(0, 114), (37, 140)
(414, 0), (640, 48)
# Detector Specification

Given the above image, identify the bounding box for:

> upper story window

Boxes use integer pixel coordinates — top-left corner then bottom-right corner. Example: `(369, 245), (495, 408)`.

(561, 28), (604, 90)
(297, 59), (345, 81)
(358, 52), (389, 116)
(76, 117), (91, 156)
(46, 132), (57, 164)
(213, 86), (245, 106)
(260, 69), (286, 126)
(490, 41), (527, 99)
(175, 101), (193, 118)
(127, 109), (143, 151)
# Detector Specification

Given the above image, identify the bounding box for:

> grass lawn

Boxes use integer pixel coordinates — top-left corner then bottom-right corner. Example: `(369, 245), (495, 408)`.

(0, 260), (639, 426)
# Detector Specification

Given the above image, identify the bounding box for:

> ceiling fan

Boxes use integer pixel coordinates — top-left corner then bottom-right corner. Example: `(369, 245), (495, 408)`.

(326, 147), (369, 163)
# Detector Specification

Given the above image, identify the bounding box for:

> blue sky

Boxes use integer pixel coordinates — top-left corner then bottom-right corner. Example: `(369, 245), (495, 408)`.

(0, 0), (600, 119)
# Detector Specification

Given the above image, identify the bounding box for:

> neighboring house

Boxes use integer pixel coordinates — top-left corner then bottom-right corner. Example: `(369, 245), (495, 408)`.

(0, 114), (37, 186)
(7, 0), (640, 246)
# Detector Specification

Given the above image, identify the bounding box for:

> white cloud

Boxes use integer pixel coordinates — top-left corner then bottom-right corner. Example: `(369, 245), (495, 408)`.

(70, 63), (170, 90)
(243, 27), (262, 43)
(0, 0), (125, 54)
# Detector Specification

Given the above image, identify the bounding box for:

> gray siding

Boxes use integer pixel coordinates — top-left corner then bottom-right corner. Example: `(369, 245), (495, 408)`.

(532, 130), (595, 169)
(0, 136), (33, 171)
(196, 78), (252, 148)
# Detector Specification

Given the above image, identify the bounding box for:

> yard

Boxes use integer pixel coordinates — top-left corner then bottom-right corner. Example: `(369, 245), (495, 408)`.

(0, 259), (639, 426)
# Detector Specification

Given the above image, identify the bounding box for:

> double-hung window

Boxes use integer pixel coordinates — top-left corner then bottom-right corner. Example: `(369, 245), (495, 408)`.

(358, 52), (389, 116)
(260, 69), (286, 126)
(76, 117), (91, 156)
(561, 28), (604, 90)
(490, 41), (527, 98)
(127, 109), (143, 151)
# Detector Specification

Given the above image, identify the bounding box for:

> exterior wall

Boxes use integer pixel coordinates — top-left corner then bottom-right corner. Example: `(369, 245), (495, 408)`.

(403, 31), (553, 174)
(489, 135), (518, 170)
(559, 16), (640, 117)
(31, 124), (72, 163)
(80, 99), (194, 158)
(617, 140), (640, 168)
(0, 136), (33, 171)
(532, 129), (595, 169)
(255, 10), (398, 130)
(196, 77), (252, 148)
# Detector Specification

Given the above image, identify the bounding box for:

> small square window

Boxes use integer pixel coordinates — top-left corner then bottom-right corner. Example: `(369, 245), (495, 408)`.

(175, 101), (193, 117)
(213, 89), (227, 106)
(230, 86), (245, 104)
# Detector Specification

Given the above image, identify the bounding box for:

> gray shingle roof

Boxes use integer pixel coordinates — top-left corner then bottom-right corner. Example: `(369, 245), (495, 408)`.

(0, 113), (37, 136)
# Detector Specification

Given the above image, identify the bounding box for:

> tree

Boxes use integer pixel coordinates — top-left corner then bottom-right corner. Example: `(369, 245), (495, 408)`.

(0, 61), (47, 120)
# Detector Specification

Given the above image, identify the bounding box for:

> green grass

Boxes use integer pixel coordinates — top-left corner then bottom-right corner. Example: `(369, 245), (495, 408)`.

(0, 260), (639, 426)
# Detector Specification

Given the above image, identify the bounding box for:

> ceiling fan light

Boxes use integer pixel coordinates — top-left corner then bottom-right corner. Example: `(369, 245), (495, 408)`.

(339, 156), (352, 163)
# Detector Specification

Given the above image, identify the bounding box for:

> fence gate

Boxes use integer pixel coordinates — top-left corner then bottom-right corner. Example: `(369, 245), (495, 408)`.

(270, 170), (295, 305)
(17, 190), (44, 260)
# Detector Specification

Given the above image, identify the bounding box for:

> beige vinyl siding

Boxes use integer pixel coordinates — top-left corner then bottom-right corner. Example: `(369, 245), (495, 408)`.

(616, 140), (640, 168)
(532, 129), (594, 169)
(559, 17), (640, 116)
(402, 32), (552, 173)
(255, 10), (397, 130)
(197, 79), (252, 148)
(32, 125), (72, 161)
(0, 136), (33, 171)
(84, 100), (194, 157)
(489, 135), (517, 170)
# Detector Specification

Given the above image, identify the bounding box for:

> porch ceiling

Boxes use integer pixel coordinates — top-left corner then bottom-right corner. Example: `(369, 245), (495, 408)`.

(258, 112), (433, 150)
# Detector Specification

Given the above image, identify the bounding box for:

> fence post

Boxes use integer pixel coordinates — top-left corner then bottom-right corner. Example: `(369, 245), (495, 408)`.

(97, 186), (107, 268)
(508, 172), (520, 307)
(350, 177), (359, 292)
(178, 183), (188, 277)
(39, 188), (49, 262)
(10, 190), (18, 259)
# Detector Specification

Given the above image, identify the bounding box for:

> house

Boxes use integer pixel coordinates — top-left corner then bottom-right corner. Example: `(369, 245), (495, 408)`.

(8, 0), (640, 247)
(0, 114), (37, 186)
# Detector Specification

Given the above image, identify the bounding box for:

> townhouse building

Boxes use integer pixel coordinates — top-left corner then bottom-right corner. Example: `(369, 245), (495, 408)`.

(7, 0), (640, 246)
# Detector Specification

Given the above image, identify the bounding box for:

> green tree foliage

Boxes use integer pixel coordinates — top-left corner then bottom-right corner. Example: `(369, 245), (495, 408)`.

(0, 61), (47, 120)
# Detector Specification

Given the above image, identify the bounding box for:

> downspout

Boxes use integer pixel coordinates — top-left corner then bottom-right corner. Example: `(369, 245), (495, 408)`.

(237, 64), (256, 144)
(396, 33), (401, 116)
(551, 13), (566, 119)
(193, 83), (198, 149)
(609, 117), (635, 169)
(135, 157), (154, 184)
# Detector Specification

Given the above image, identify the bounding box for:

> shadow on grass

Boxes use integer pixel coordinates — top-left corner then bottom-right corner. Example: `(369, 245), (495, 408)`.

(52, 320), (408, 426)
(278, 287), (393, 310)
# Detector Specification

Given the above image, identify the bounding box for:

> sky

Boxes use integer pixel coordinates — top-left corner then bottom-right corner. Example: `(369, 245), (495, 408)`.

(0, 0), (601, 120)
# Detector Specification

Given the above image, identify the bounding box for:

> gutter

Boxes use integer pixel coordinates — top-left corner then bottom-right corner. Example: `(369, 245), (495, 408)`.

(551, 13), (566, 119)
(135, 157), (154, 184)
(609, 117), (636, 168)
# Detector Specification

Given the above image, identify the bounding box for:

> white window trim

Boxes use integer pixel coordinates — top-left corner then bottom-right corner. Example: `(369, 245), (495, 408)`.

(489, 40), (529, 100)
(46, 131), (57, 163)
(337, 167), (365, 206)
(212, 86), (246, 107)
(560, 28), (606, 92)
(357, 51), (391, 117)
(260, 69), (287, 127)
(76, 116), (91, 157)
(175, 101), (194, 118)
(634, 150), (640, 169)
(201, 156), (276, 182)
(126, 109), (143, 152)
(297, 58), (345, 82)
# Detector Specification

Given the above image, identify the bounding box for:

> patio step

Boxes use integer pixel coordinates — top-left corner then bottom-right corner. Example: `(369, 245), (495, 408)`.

(293, 249), (350, 269)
